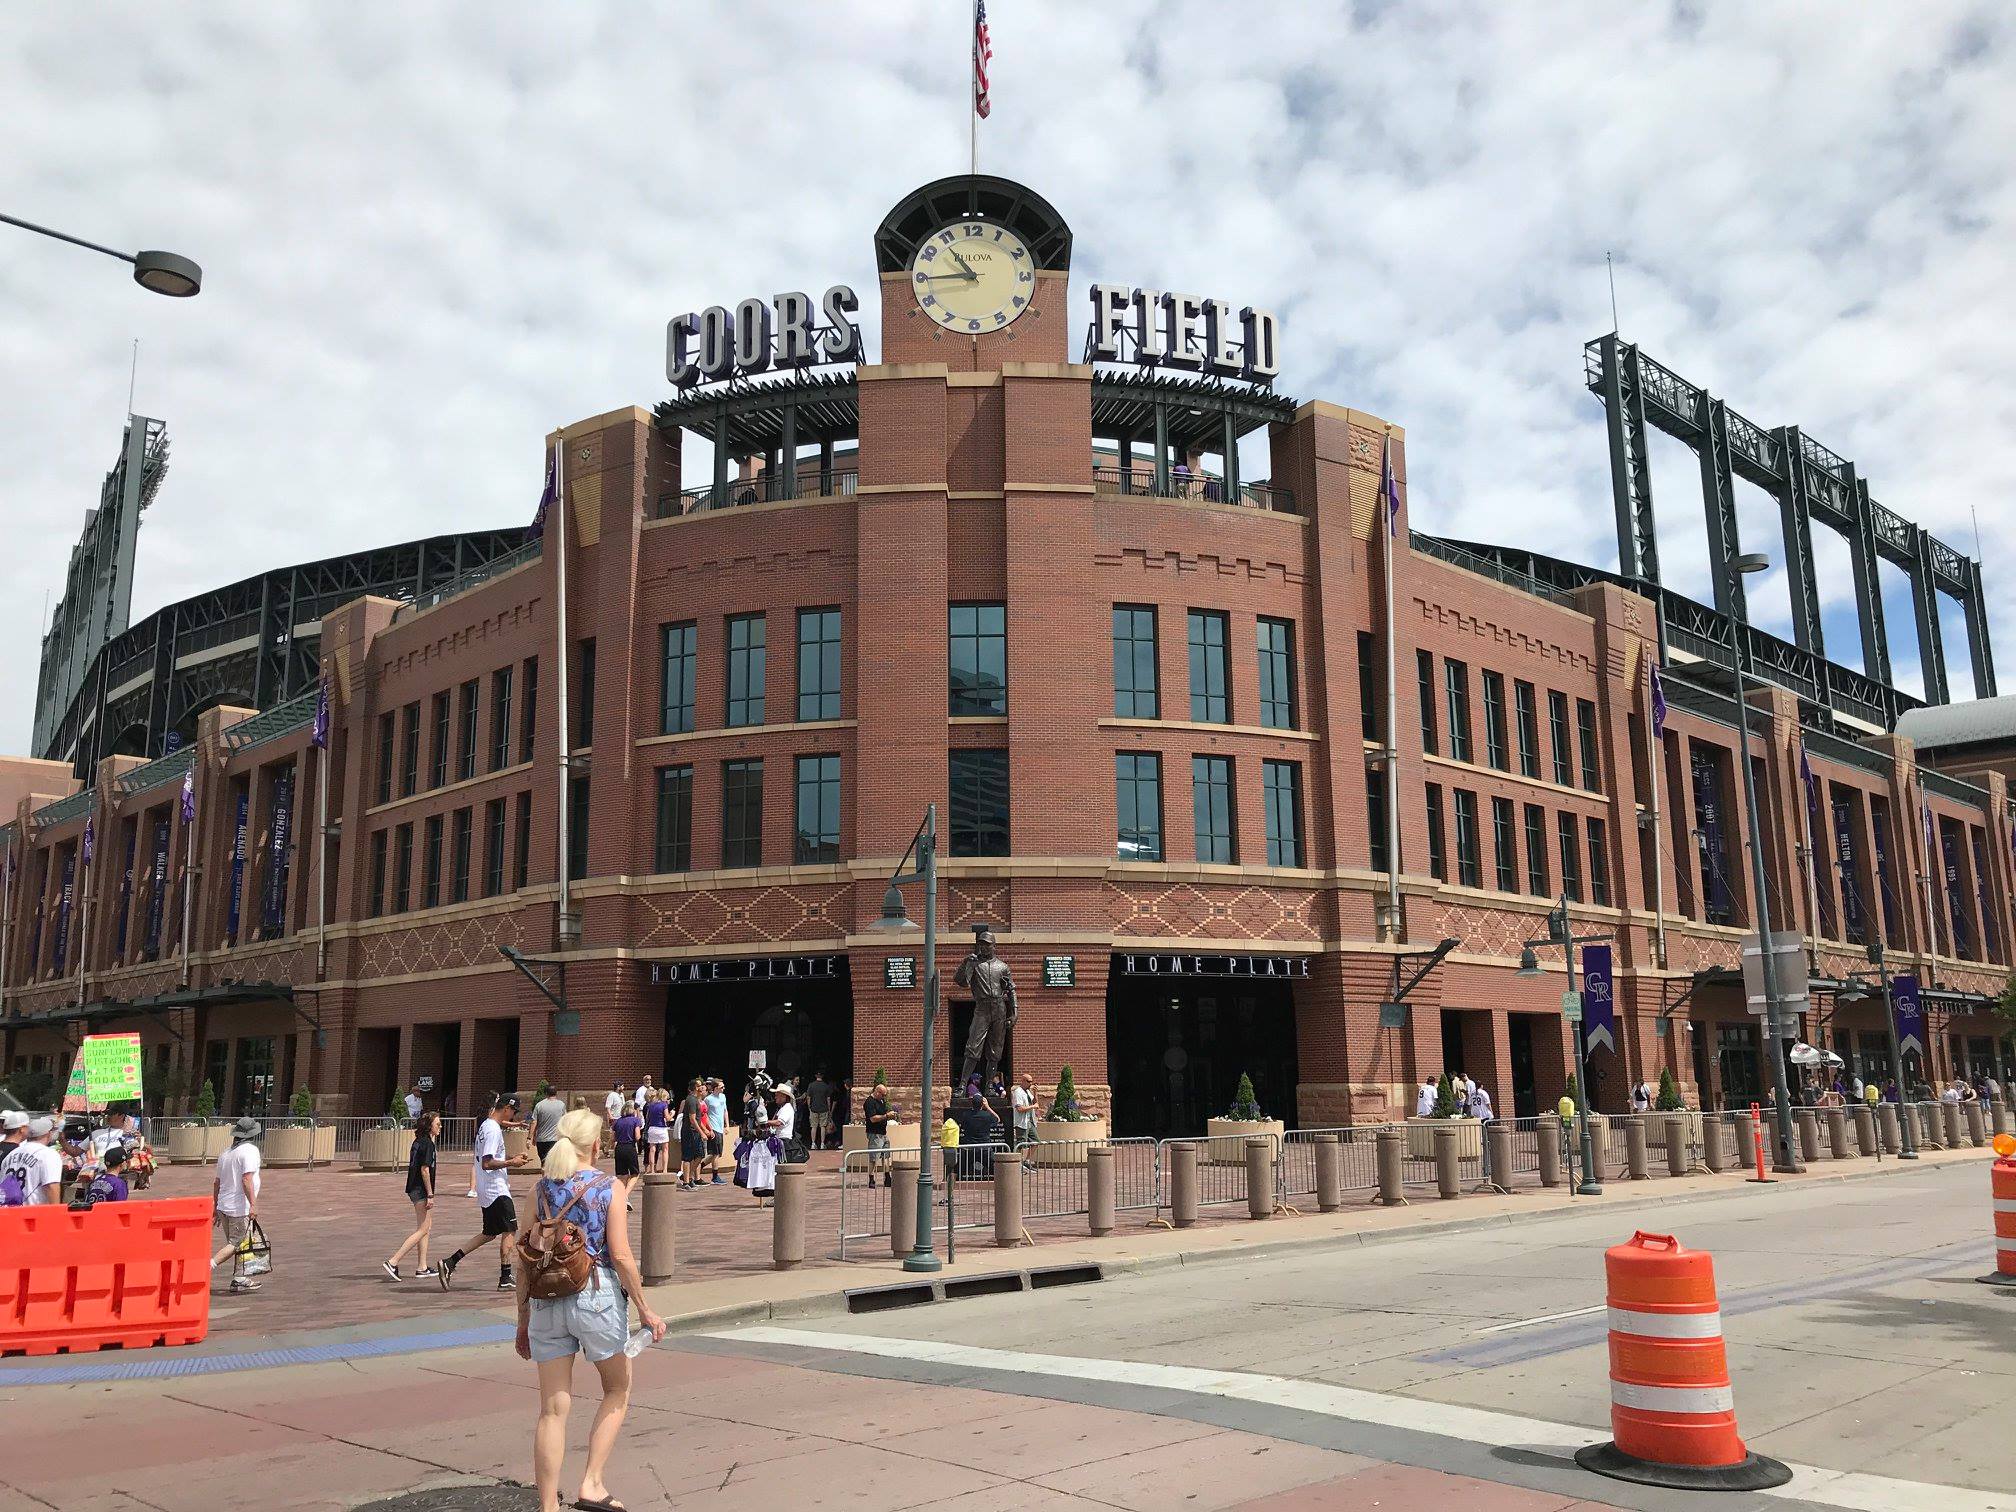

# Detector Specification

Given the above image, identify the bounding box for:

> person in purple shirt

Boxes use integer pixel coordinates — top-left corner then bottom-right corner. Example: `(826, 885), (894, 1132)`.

(85, 1145), (131, 1203)
(643, 1091), (671, 1174)
(611, 1101), (643, 1207)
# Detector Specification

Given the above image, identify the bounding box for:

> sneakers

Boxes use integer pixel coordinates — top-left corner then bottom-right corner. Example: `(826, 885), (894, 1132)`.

(381, 1260), (401, 1282)
(711, 1175), (725, 1185)
(229, 1277), (262, 1294)
(414, 1266), (439, 1280)
(496, 1273), (515, 1291)
(437, 1257), (457, 1292)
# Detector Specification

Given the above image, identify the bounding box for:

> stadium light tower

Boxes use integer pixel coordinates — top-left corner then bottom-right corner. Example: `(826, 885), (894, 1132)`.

(2, 211), (201, 296)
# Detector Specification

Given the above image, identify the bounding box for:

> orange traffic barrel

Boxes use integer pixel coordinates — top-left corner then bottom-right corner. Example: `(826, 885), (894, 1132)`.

(1575, 1230), (1790, 1491)
(1979, 1134), (2016, 1288)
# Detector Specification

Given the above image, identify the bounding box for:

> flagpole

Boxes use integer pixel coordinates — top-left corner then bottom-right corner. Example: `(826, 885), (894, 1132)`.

(1, 839), (12, 1020)
(315, 718), (330, 980)
(1380, 430), (1403, 944)
(1797, 759), (1822, 971)
(1918, 789), (1940, 987)
(178, 777), (197, 986)
(1644, 661), (1667, 970)
(552, 434), (576, 949)
(970, 0), (979, 178)
(75, 829), (92, 1008)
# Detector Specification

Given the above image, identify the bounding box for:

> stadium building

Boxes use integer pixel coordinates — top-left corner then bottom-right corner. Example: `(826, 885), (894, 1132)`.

(3, 174), (2011, 1130)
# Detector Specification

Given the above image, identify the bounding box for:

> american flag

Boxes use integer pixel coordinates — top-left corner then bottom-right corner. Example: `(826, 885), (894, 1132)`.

(973, 1), (992, 119)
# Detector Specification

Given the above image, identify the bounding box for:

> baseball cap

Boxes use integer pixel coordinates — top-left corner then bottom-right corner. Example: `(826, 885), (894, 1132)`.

(27, 1116), (56, 1138)
(1, 1110), (28, 1132)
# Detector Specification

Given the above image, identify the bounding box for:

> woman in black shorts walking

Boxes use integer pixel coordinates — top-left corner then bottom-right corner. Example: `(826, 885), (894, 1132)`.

(383, 1111), (440, 1280)
(677, 1078), (707, 1190)
(611, 1099), (642, 1208)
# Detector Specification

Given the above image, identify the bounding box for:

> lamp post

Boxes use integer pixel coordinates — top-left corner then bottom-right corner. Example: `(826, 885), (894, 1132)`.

(876, 804), (941, 1273)
(1839, 939), (1917, 1159)
(2, 211), (201, 296)
(1516, 895), (1607, 1196)
(1726, 551), (1800, 1173)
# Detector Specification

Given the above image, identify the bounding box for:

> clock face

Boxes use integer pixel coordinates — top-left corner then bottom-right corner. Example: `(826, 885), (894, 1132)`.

(909, 220), (1036, 333)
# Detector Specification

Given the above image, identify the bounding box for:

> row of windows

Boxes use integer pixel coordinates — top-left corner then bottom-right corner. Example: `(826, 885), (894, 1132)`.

(1413, 650), (1601, 793)
(1112, 606), (1298, 729)
(1118, 752), (1304, 866)
(377, 657), (541, 805)
(1423, 782), (1611, 905)
(649, 754), (842, 872)
(660, 608), (844, 735)
(368, 793), (532, 917)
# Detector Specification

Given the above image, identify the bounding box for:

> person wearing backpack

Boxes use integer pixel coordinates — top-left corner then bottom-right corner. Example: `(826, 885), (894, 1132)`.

(516, 1105), (664, 1512)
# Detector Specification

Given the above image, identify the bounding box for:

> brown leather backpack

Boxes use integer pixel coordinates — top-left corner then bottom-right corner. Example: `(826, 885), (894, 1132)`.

(519, 1175), (609, 1300)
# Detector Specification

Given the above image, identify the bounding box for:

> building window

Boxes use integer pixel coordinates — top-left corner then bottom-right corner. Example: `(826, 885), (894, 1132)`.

(567, 776), (589, 882)
(391, 824), (413, 913)
(1482, 671), (1508, 771)
(376, 713), (395, 804)
(1453, 789), (1481, 888)
(1425, 783), (1447, 881)
(430, 692), (451, 788)
(796, 609), (842, 722)
(450, 807), (472, 903)
(368, 829), (389, 917)
(794, 755), (840, 864)
(659, 621), (697, 735)
(457, 680), (479, 781)
(522, 654), (541, 762)
(1413, 655), (1441, 765)
(1524, 803), (1549, 895)
(1576, 698), (1601, 791)
(421, 815), (443, 909)
(490, 667), (514, 771)
(1188, 610), (1230, 723)
(653, 766), (693, 873)
(1558, 812), (1583, 902)
(1257, 618), (1296, 730)
(1193, 755), (1235, 864)
(1115, 752), (1164, 861)
(400, 702), (420, 796)
(513, 792), (532, 890)
(1246, 758), (1297, 869)
(483, 799), (505, 896)
(1492, 796), (1517, 892)
(1443, 660), (1471, 762)
(949, 749), (1010, 857)
(949, 602), (1007, 716)
(567, 643), (591, 749)
(723, 759), (764, 868)
(726, 613), (767, 727)
(1548, 691), (1571, 786)
(1514, 680), (1540, 779)
(1112, 605), (1159, 719)
(1587, 816), (1610, 906)
(1367, 771), (1390, 872)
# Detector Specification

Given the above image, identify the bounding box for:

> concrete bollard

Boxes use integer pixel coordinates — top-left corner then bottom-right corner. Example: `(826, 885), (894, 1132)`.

(1624, 1116), (1650, 1180)
(1314, 1134), (1343, 1211)
(1966, 1102), (1986, 1147)
(994, 1149), (1024, 1247)
(1246, 1137), (1275, 1219)
(1993, 1099), (2009, 1137)
(1825, 1107), (1851, 1160)
(1702, 1117), (1725, 1172)
(1376, 1126), (1406, 1205)
(772, 1162), (806, 1269)
(1581, 1118), (1608, 1182)
(891, 1162), (918, 1258)
(1921, 1104), (1945, 1150)
(1853, 1103), (1877, 1156)
(1732, 1110), (1757, 1171)
(1944, 1102), (1965, 1149)
(640, 1171), (679, 1284)
(1433, 1123), (1460, 1199)
(1169, 1140), (1198, 1227)
(1876, 1102), (1900, 1154)
(1487, 1120), (1513, 1190)
(1537, 1121), (1562, 1186)
(1664, 1115), (1688, 1177)
(1088, 1146), (1116, 1235)
(1796, 1108), (1821, 1164)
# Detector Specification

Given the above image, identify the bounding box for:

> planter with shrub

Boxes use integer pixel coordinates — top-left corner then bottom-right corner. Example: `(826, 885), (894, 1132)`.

(168, 1080), (232, 1162)
(1205, 1072), (1285, 1165)
(1031, 1065), (1108, 1165)
(265, 1088), (336, 1166)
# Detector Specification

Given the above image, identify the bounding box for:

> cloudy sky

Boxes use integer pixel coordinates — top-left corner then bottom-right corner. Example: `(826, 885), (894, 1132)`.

(4, 2), (2013, 753)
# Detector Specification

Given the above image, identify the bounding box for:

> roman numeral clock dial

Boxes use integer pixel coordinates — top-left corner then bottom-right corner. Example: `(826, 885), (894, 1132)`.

(910, 220), (1035, 332)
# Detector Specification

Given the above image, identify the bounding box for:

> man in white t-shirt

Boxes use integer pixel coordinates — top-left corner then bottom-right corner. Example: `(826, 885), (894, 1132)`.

(1011, 1073), (1037, 1149)
(604, 1082), (626, 1121)
(1416, 1079), (1437, 1119)
(438, 1094), (532, 1293)
(208, 1118), (266, 1293)
(403, 1088), (423, 1123)
(2, 1117), (64, 1206)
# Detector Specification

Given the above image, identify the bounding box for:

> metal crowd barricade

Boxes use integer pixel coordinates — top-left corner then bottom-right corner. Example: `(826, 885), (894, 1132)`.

(1278, 1125), (1384, 1202)
(1154, 1130), (1282, 1216)
(1498, 1116), (1547, 1188)
(837, 1149), (894, 1259)
(321, 1114), (480, 1157)
(1019, 1136), (1158, 1222)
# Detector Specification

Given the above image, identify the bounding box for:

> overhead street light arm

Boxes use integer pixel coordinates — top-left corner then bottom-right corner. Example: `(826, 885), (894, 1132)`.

(1, 210), (202, 296)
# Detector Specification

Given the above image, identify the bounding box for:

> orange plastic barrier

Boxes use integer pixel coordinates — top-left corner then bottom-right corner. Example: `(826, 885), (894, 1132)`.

(1575, 1230), (1789, 1491)
(1980, 1134), (2016, 1288)
(0, 1195), (212, 1356)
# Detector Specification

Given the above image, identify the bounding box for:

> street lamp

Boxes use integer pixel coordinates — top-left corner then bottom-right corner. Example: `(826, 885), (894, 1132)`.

(1726, 550), (1801, 1172)
(1516, 895), (1606, 1196)
(876, 803), (941, 1273)
(2, 211), (202, 296)
(1837, 938), (1917, 1159)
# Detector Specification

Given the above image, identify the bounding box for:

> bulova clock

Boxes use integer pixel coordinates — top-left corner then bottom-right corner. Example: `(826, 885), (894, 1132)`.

(909, 219), (1036, 333)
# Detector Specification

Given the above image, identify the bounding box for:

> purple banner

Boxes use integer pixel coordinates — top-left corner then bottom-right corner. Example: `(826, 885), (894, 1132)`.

(1940, 822), (1969, 958)
(115, 823), (135, 958)
(144, 817), (169, 958)
(1581, 942), (1616, 1055)
(1830, 794), (1862, 941)
(51, 849), (74, 974)
(226, 789), (249, 943)
(1891, 974), (1925, 1060)
(1691, 748), (1732, 922)
(261, 768), (295, 935)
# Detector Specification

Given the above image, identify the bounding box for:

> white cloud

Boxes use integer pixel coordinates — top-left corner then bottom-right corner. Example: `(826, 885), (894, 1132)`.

(2, 1), (2013, 753)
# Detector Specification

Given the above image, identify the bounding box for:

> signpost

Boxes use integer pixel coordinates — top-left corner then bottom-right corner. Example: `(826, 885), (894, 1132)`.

(1561, 989), (1583, 1023)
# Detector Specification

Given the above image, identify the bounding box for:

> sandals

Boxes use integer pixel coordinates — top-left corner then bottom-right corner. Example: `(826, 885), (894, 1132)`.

(574, 1497), (626, 1511)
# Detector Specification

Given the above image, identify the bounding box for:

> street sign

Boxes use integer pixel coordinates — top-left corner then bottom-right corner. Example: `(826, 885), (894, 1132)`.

(1741, 931), (1808, 1029)
(553, 1011), (581, 1037)
(1561, 990), (1583, 1023)
(1378, 1000), (1407, 1029)
(415, 1075), (435, 1092)
(1042, 955), (1076, 987)
(883, 956), (918, 989)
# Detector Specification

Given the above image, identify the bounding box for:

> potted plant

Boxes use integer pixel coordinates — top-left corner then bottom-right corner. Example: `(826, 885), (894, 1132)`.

(1653, 1065), (1700, 1148)
(359, 1089), (415, 1171)
(1205, 1072), (1286, 1165)
(1408, 1071), (1482, 1158)
(169, 1079), (233, 1163)
(1030, 1065), (1108, 1166)
(266, 1088), (335, 1166)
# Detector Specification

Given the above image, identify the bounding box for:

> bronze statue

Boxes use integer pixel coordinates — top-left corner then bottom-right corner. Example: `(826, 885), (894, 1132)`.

(953, 925), (1018, 1087)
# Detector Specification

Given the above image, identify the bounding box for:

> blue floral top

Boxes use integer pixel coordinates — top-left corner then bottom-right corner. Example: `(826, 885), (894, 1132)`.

(536, 1172), (614, 1269)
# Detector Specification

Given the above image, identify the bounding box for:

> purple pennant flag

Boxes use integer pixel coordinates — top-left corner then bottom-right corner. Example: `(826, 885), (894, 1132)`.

(311, 673), (330, 750)
(82, 815), (94, 866)
(179, 768), (196, 825)
(1921, 799), (1934, 851)
(1649, 661), (1667, 737)
(528, 442), (557, 541)
(1797, 742), (1816, 800)
(1380, 435), (1401, 538)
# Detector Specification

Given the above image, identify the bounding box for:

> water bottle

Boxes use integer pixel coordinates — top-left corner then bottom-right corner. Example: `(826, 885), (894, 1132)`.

(624, 1326), (654, 1359)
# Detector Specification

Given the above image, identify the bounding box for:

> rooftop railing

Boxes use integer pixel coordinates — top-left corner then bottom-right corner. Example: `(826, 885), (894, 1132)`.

(650, 469), (859, 520)
(393, 536), (544, 622)
(1091, 466), (1295, 513)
